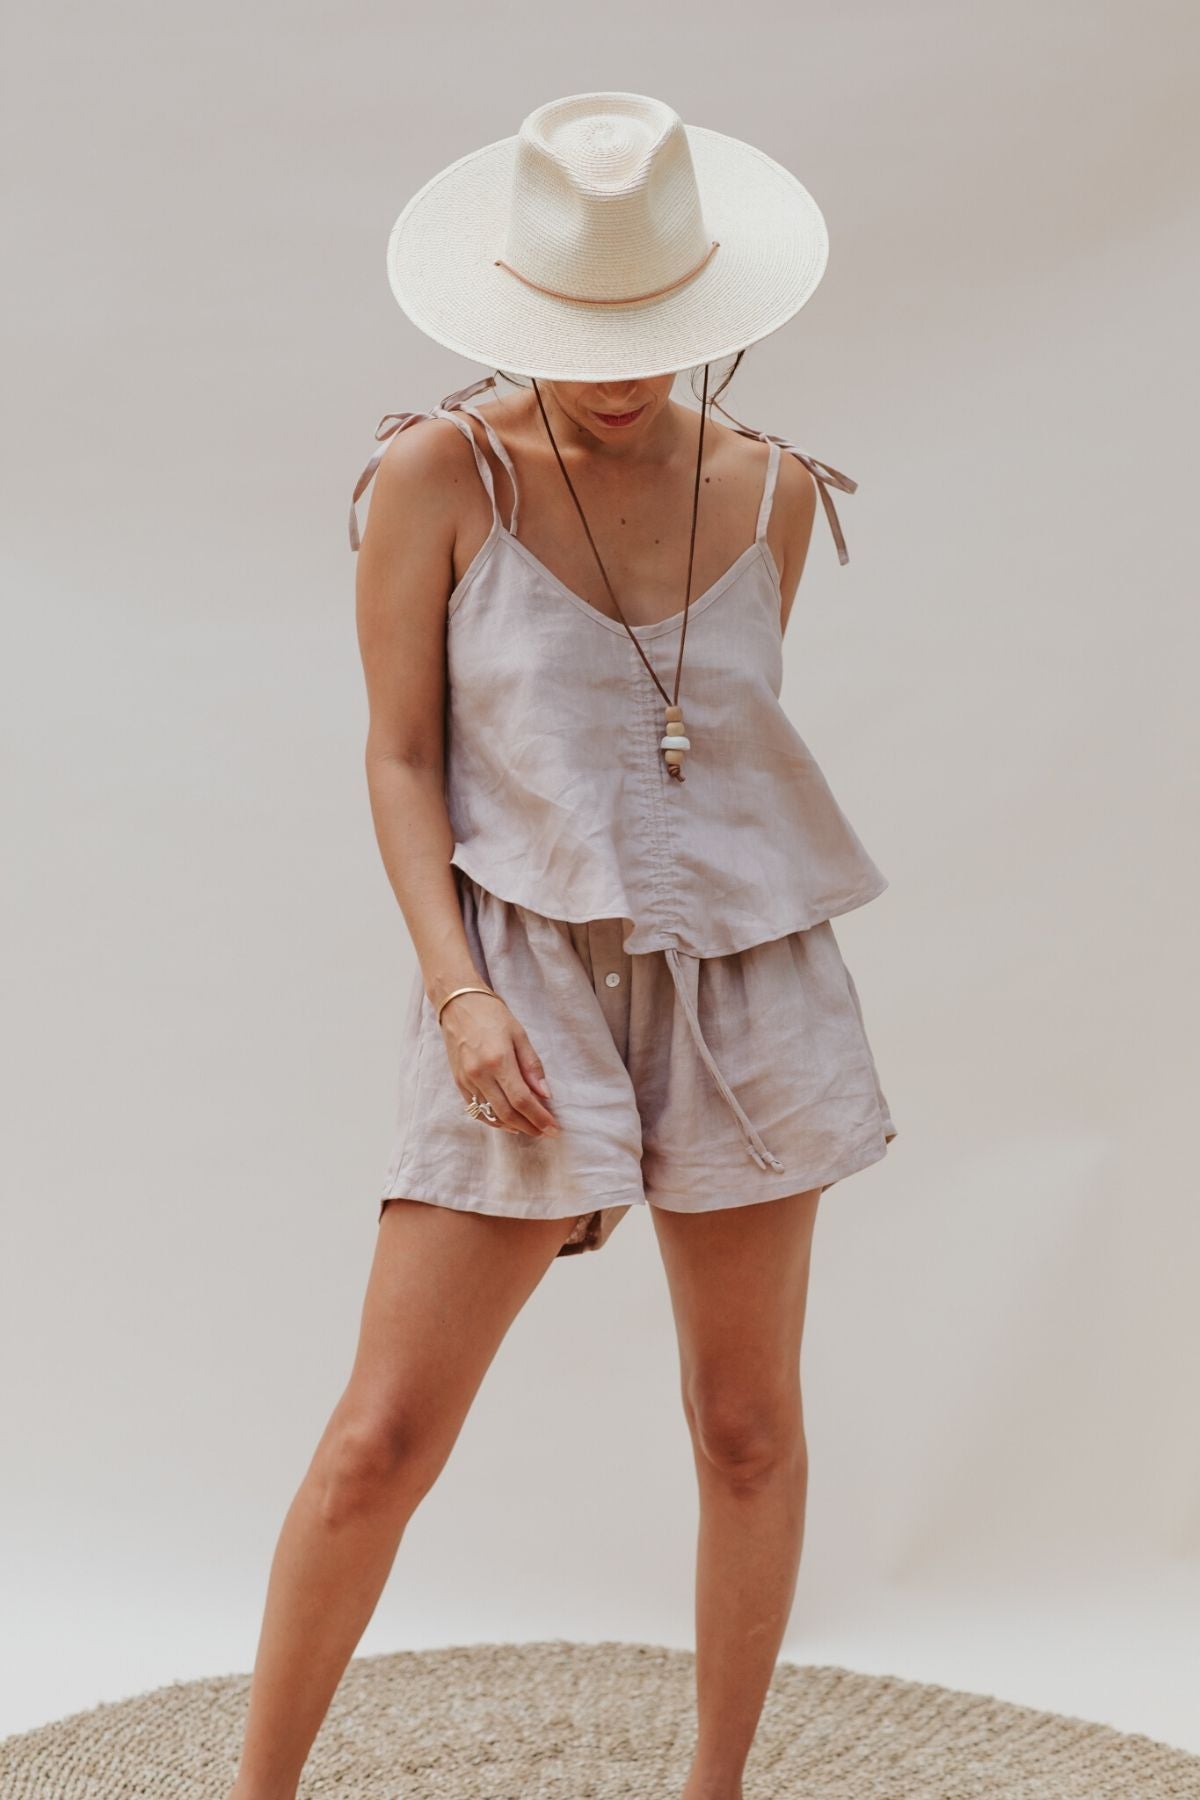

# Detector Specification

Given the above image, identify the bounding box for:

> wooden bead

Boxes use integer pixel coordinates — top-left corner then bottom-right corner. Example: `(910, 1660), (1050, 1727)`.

(662, 703), (688, 778)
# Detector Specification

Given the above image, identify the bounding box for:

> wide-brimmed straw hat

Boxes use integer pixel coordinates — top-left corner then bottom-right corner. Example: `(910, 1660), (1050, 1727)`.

(385, 91), (830, 382)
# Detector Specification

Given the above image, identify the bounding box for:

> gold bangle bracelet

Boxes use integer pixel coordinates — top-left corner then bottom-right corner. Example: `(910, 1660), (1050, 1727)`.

(435, 983), (501, 1027)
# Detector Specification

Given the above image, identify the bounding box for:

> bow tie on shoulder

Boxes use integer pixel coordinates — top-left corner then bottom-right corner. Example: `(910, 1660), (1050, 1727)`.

(348, 376), (499, 552)
(711, 401), (857, 567)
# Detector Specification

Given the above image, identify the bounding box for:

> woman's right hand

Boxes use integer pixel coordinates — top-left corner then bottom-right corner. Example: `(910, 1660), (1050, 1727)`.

(437, 991), (561, 1139)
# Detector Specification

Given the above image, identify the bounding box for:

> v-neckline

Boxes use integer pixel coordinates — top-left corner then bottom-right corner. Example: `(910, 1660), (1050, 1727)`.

(497, 527), (778, 639)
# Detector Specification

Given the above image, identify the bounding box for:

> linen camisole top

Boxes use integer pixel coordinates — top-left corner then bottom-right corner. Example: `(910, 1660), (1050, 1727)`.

(350, 376), (889, 1174)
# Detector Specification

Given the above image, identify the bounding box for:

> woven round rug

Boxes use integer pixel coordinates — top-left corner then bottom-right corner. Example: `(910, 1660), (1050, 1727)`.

(1, 1639), (1196, 1799)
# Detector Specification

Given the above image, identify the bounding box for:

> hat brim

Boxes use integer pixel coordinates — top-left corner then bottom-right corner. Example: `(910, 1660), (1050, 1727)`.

(385, 125), (830, 381)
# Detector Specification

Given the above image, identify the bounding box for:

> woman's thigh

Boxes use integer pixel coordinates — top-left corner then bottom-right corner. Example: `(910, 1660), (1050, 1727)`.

(342, 1199), (578, 1447)
(649, 1189), (823, 1414)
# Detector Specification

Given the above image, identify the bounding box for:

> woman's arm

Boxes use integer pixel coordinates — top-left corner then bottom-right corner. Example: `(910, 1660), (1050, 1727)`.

(355, 418), (477, 1010)
(355, 419), (560, 1140)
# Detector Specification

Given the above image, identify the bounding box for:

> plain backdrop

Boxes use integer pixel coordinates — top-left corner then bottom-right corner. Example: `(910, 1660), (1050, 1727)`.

(3, 0), (1198, 1759)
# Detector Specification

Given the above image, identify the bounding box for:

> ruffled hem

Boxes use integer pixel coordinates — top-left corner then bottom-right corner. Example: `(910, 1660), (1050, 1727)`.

(449, 844), (889, 959)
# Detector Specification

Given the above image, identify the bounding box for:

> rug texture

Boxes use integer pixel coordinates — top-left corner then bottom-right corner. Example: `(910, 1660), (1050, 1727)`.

(1, 1638), (1197, 1799)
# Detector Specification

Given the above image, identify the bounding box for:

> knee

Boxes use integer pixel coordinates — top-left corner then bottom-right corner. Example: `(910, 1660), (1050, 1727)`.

(315, 1402), (443, 1527)
(686, 1382), (807, 1491)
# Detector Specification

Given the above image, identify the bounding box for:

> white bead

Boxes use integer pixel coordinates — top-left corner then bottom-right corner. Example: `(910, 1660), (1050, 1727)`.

(660, 734), (691, 750)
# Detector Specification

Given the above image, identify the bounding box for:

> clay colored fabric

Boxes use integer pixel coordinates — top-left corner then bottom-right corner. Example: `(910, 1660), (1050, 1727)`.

(355, 380), (897, 1253)
(380, 875), (896, 1256)
(352, 376), (888, 960)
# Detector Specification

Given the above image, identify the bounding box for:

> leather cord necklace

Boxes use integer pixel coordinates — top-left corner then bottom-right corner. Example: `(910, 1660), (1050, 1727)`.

(530, 364), (711, 783)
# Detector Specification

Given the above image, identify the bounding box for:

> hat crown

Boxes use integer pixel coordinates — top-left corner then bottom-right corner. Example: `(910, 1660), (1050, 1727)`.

(500, 93), (711, 304)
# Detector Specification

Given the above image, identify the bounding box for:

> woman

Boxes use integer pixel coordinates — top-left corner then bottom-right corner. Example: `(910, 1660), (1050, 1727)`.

(227, 92), (896, 1800)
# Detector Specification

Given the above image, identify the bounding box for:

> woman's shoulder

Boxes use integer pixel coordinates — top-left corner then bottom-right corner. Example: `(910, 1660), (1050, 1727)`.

(368, 406), (494, 525)
(374, 406), (480, 485)
(702, 409), (819, 528)
(771, 433), (821, 519)
(350, 405), (486, 559)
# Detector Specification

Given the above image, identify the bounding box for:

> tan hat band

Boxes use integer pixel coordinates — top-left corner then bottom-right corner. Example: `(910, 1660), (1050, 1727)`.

(493, 239), (720, 306)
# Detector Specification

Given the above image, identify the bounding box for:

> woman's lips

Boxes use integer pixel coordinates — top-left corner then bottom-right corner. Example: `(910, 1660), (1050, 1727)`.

(591, 403), (647, 427)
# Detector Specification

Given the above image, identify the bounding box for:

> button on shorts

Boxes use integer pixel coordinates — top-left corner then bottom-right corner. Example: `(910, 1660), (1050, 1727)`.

(378, 874), (897, 1257)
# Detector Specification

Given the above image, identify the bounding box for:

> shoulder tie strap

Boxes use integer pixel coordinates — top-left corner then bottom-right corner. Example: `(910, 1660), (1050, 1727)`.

(348, 374), (500, 552)
(433, 408), (501, 522)
(754, 439), (783, 544)
(710, 396), (858, 567)
(453, 402), (522, 538)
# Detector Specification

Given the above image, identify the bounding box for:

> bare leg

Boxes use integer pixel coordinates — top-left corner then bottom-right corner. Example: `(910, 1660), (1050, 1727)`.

(650, 1188), (822, 1800)
(224, 1197), (578, 1800)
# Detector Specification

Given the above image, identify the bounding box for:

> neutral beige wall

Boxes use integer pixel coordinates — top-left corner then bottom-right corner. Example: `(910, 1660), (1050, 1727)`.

(4, 0), (1198, 1750)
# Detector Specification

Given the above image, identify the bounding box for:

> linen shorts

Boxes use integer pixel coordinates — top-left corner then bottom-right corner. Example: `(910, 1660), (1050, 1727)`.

(378, 874), (897, 1257)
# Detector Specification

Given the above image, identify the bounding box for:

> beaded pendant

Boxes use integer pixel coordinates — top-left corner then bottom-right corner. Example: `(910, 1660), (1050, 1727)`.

(660, 703), (690, 781)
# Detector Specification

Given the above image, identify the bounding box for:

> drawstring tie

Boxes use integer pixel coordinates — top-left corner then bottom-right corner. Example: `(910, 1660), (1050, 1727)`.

(664, 947), (786, 1174)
